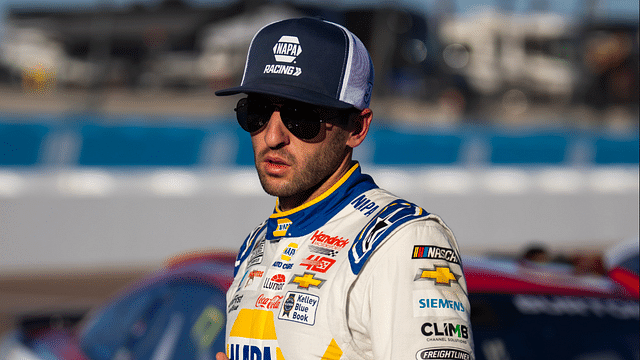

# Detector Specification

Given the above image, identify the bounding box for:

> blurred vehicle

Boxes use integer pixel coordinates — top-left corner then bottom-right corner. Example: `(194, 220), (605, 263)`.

(602, 237), (639, 298)
(0, 252), (235, 360)
(466, 248), (639, 360)
(438, 10), (579, 112)
(0, 243), (637, 360)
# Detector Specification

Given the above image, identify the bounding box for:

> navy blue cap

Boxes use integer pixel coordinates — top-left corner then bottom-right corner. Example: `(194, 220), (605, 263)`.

(215, 17), (374, 110)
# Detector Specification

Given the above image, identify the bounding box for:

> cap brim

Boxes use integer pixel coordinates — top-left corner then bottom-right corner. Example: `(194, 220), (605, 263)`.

(215, 83), (357, 110)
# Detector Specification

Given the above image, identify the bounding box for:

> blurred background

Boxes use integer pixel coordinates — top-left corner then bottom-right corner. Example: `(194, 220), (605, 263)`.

(0, 0), (638, 335)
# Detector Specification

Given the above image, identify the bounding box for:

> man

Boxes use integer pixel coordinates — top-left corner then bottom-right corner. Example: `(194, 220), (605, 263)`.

(214, 17), (474, 360)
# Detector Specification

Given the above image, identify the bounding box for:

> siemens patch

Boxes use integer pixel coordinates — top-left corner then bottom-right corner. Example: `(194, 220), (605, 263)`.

(413, 289), (468, 318)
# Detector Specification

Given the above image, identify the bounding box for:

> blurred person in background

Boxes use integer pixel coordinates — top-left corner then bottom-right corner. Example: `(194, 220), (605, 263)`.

(521, 243), (550, 264)
(214, 17), (474, 360)
(582, 30), (639, 116)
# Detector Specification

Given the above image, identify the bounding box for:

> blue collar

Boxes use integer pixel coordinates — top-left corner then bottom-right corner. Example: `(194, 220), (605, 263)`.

(264, 163), (378, 241)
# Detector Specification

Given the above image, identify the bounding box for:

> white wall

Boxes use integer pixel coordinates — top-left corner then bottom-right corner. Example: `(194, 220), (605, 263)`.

(1, 166), (638, 272)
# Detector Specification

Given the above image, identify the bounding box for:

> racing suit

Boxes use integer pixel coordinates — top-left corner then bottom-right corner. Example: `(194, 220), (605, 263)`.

(225, 163), (474, 360)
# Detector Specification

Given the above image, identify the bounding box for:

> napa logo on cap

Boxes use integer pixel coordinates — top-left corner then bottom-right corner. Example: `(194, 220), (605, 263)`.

(264, 36), (303, 76)
(227, 309), (285, 360)
(273, 35), (302, 62)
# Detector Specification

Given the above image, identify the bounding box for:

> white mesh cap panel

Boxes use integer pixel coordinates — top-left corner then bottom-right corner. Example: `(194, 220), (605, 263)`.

(335, 24), (374, 110)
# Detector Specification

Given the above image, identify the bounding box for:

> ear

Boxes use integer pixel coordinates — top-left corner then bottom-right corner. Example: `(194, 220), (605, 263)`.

(346, 108), (372, 148)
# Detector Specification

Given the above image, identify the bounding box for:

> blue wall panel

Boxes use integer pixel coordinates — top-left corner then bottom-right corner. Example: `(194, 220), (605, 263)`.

(1, 114), (637, 167)
(594, 137), (640, 164)
(490, 134), (568, 164)
(372, 128), (463, 165)
(78, 125), (207, 166)
(0, 123), (49, 165)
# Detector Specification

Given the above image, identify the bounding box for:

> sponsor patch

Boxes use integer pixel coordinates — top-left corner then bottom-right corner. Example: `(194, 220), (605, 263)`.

(238, 266), (265, 292)
(247, 238), (265, 267)
(299, 255), (336, 273)
(412, 245), (460, 264)
(262, 271), (287, 292)
(415, 348), (471, 360)
(272, 260), (294, 270)
(278, 291), (320, 326)
(227, 309), (284, 360)
(350, 194), (380, 216)
(413, 289), (467, 318)
(290, 272), (325, 290)
(273, 218), (292, 237)
(273, 35), (302, 63)
(264, 64), (302, 76)
(420, 322), (469, 345)
(415, 266), (459, 286)
(255, 294), (284, 310)
(309, 230), (349, 250)
(263, 36), (302, 77)
(228, 294), (243, 313)
(280, 242), (298, 261)
(309, 245), (339, 257)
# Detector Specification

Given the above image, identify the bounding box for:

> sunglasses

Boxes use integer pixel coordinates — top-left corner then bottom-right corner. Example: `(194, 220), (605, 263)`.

(235, 96), (352, 140)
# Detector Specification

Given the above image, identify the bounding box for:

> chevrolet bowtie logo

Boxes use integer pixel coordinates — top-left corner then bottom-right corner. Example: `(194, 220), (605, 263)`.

(415, 266), (458, 285)
(291, 272), (324, 289)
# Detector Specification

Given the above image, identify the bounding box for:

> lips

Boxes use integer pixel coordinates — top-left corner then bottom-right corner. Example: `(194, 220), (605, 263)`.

(263, 155), (290, 175)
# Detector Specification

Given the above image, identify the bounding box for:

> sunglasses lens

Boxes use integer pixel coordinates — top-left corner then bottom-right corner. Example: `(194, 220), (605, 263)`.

(236, 97), (337, 140)
(280, 105), (322, 140)
(236, 98), (270, 133)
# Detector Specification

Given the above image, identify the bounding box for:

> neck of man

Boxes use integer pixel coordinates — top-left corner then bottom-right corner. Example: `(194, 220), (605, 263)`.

(277, 156), (354, 212)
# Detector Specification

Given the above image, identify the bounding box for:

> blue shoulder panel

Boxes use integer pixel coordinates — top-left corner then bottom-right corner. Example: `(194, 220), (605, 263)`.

(234, 220), (267, 276)
(349, 200), (429, 275)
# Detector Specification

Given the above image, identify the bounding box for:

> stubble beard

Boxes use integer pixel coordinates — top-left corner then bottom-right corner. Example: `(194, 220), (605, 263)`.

(255, 132), (349, 199)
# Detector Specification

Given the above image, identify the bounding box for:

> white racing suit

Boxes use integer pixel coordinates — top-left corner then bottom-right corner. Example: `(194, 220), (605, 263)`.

(225, 163), (475, 360)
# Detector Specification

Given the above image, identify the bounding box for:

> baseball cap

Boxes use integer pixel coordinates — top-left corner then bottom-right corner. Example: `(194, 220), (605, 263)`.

(215, 17), (374, 110)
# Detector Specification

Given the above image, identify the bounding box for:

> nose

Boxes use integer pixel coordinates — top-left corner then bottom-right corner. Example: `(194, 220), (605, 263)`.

(263, 110), (290, 149)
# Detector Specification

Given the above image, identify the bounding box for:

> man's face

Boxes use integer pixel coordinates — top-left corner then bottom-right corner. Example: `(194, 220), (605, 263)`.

(248, 95), (353, 204)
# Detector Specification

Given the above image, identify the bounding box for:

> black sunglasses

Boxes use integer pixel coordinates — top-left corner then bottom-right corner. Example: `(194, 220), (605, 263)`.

(234, 96), (352, 140)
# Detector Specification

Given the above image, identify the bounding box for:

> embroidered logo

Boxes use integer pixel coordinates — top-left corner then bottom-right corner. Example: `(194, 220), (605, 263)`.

(273, 218), (292, 237)
(255, 294), (283, 309)
(415, 266), (459, 286)
(299, 255), (336, 273)
(412, 245), (460, 264)
(263, 273), (287, 291)
(280, 243), (298, 262)
(264, 36), (302, 76)
(290, 272), (325, 289)
(237, 266), (265, 292)
(278, 291), (319, 326)
(273, 36), (302, 63)
(247, 237), (265, 267)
